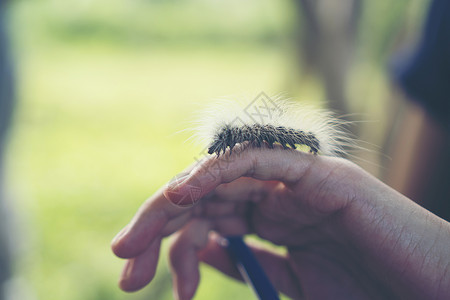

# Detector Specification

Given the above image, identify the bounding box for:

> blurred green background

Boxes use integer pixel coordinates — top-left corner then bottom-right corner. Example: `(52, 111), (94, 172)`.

(2, 0), (428, 299)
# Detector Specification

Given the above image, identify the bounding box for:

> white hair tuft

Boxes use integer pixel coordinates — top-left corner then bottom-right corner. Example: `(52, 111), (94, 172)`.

(193, 93), (353, 157)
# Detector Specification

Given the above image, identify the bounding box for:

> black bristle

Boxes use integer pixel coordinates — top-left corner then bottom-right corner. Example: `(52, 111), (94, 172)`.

(207, 124), (320, 156)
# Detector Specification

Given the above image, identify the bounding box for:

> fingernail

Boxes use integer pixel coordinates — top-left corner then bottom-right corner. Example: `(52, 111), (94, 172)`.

(165, 173), (203, 207)
(120, 260), (134, 283)
(210, 232), (227, 246)
(167, 172), (191, 191)
(112, 225), (129, 245)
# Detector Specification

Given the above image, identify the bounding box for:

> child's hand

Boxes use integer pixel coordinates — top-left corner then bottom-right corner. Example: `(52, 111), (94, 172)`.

(112, 147), (450, 300)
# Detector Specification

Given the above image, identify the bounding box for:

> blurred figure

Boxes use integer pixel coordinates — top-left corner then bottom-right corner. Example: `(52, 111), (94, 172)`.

(296, 0), (361, 116)
(0, 0), (15, 298)
(387, 0), (450, 221)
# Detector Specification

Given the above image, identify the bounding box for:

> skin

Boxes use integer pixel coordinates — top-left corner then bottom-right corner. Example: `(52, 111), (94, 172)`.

(387, 101), (450, 220)
(111, 146), (450, 300)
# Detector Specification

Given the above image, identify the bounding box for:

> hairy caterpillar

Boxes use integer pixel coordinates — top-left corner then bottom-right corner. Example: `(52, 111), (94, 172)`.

(207, 124), (320, 155)
(195, 93), (350, 157)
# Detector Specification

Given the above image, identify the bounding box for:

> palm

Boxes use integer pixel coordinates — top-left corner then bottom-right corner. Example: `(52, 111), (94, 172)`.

(221, 195), (392, 299)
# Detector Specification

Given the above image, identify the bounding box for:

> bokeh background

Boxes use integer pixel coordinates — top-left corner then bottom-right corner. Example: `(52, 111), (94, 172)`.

(1, 0), (429, 299)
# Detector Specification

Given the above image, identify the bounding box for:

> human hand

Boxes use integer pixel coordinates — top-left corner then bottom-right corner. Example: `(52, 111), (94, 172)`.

(111, 146), (450, 299)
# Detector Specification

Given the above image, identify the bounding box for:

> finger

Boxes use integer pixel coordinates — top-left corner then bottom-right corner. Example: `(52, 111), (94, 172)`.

(169, 219), (212, 300)
(168, 214), (252, 300)
(112, 162), (205, 259)
(161, 210), (193, 237)
(199, 235), (303, 299)
(167, 147), (359, 218)
(197, 233), (242, 280)
(164, 146), (319, 205)
(193, 198), (237, 218)
(119, 238), (161, 292)
(112, 186), (195, 259)
(111, 176), (257, 259)
(213, 177), (281, 203)
(111, 181), (251, 259)
(213, 215), (250, 236)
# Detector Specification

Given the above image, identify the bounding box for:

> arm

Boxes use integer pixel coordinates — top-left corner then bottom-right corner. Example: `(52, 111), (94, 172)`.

(385, 99), (450, 224)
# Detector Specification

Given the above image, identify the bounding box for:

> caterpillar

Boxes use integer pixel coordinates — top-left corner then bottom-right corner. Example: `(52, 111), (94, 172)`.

(207, 124), (320, 155)
(195, 93), (351, 157)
